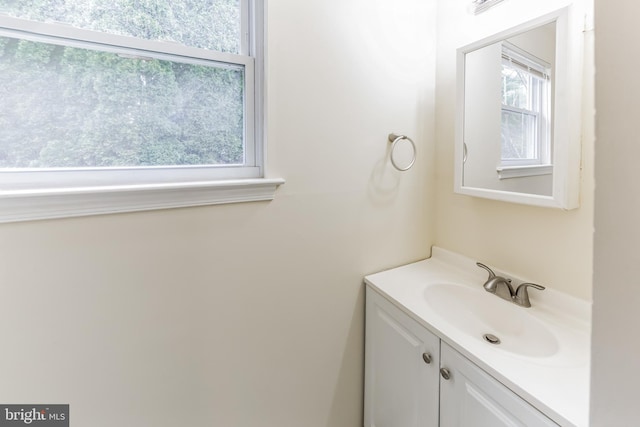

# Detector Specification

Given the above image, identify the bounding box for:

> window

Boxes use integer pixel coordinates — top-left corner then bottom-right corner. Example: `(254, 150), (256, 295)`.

(499, 42), (551, 175)
(0, 1), (281, 222)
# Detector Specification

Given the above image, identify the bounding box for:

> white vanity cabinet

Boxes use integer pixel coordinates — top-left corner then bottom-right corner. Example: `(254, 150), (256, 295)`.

(364, 288), (440, 427)
(365, 288), (559, 427)
(439, 342), (558, 427)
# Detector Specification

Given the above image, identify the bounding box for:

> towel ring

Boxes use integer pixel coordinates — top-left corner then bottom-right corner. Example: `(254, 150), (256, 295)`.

(388, 133), (416, 171)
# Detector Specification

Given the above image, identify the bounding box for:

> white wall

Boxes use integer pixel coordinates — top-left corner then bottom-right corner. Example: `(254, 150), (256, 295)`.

(463, 43), (503, 188)
(590, 0), (640, 423)
(434, 0), (595, 300)
(0, 1), (437, 426)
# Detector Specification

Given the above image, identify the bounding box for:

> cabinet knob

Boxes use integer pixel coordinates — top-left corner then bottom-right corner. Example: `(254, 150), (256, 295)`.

(422, 352), (432, 364)
(440, 368), (451, 380)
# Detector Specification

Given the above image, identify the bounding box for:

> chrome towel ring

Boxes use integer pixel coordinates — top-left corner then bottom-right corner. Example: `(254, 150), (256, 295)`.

(388, 133), (416, 171)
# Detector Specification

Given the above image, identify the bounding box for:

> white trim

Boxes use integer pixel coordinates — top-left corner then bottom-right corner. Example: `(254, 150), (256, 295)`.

(502, 41), (551, 76)
(0, 166), (262, 190)
(0, 178), (285, 223)
(251, 0), (267, 173)
(0, 16), (251, 67)
(469, 0), (507, 15)
(496, 164), (553, 179)
(240, 0), (250, 56)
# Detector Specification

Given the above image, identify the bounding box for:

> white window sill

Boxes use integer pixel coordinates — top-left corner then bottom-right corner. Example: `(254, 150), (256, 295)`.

(496, 164), (553, 180)
(0, 178), (285, 223)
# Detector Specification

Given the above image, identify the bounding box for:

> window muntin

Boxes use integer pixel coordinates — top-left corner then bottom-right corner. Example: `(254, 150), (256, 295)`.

(0, 0), (261, 191)
(500, 43), (551, 168)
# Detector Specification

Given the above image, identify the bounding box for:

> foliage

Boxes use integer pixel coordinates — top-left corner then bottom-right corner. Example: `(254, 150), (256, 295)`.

(0, 0), (244, 168)
(500, 64), (538, 160)
(1, 0), (241, 52)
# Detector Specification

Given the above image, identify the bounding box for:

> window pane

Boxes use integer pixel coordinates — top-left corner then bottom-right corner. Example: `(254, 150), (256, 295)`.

(501, 110), (537, 160)
(0, 36), (244, 168)
(0, 0), (241, 53)
(501, 63), (531, 110)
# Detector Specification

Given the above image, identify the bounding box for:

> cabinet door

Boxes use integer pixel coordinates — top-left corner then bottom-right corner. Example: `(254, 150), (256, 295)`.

(439, 342), (558, 427)
(364, 288), (440, 427)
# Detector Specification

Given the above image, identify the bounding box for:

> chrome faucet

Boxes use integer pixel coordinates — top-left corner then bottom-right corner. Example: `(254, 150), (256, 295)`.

(476, 262), (545, 308)
(513, 282), (546, 307)
(477, 262), (514, 301)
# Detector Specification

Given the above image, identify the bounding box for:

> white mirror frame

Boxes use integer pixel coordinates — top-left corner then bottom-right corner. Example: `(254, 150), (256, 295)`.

(454, 6), (582, 209)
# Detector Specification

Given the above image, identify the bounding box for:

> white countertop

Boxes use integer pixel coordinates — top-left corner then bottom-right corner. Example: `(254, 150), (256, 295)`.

(364, 247), (591, 427)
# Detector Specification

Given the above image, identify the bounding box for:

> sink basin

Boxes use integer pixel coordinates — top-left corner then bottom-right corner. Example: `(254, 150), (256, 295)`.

(423, 284), (559, 358)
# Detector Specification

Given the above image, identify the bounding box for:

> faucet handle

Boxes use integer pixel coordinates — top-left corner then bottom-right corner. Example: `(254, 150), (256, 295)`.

(476, 262), (496, 280)
(514, 283), (546, 308)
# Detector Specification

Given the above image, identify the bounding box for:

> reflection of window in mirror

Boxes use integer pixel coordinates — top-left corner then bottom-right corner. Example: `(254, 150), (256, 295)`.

(500, 42), (551, 173)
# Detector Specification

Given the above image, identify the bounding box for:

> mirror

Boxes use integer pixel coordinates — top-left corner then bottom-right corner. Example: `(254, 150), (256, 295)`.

(454, 7), (582, 209)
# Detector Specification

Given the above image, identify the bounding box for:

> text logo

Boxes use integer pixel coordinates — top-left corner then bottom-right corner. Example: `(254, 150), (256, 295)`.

(0, 405), (68, 426)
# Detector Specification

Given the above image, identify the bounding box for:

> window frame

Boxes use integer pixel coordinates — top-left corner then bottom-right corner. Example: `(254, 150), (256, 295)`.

(499, 42), (552, 171)
(0, 0), (282, 223)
